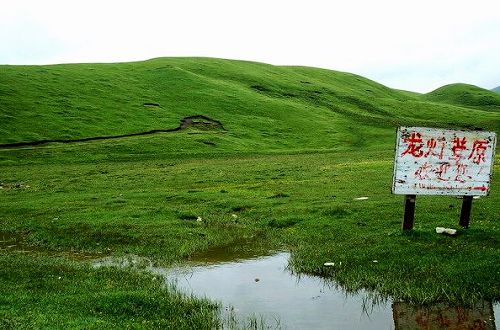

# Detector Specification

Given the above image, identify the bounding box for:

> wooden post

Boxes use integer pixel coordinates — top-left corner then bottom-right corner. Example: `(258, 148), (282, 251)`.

(402, 194), (416, 231)
(459, 196), (473, 228)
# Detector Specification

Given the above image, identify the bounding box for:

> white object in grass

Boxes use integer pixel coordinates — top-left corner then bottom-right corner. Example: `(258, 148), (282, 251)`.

(435, 227), (446, 234)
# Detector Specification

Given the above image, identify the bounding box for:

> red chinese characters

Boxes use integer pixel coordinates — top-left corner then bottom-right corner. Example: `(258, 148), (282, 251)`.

(414, 162), (432, 180)
(424, 137), (445, 159)
(401, 132), (424, 157)
(393, 127), (496, 196)
(401, 131), (490, 183)
(451, 137), (467, 160)
(468, 139), (488, 164)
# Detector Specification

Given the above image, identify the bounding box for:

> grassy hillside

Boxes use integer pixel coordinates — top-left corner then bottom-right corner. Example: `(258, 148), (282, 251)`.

(1, 58), (498, 150)
(1, 58), (499, 328)
(423, 83), (500, 110)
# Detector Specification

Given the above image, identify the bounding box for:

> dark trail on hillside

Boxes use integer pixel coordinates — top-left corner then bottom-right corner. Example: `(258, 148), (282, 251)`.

(0, 115), (225, 149)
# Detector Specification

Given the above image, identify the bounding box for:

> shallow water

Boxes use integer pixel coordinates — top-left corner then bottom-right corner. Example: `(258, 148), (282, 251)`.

(93, 251), (498, 329)
(160, 252), (392, 329)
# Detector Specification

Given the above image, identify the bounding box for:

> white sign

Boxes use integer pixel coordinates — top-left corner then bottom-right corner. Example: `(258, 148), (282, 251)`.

(392, 127), (496, 196)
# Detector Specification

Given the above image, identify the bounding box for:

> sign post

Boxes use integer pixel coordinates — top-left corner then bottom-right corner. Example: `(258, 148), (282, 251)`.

(402, 195), (416, 230)
(459, 196), (473, 228)
(392, 127), (496, 230)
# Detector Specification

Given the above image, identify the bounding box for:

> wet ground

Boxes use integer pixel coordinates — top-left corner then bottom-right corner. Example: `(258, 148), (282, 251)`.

(0, 231), (103, 259)
(0, 231), (24, 250)
(93, 247), (499, 329)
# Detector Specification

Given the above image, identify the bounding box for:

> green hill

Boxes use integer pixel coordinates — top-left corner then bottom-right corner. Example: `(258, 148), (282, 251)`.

(1, 58), (498, 151)
(492, 86), (500, 94)
(423, 83), (500, 109)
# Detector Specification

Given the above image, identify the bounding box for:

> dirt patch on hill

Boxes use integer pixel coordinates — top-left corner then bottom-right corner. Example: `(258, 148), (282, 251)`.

(143, 102), (161, 108)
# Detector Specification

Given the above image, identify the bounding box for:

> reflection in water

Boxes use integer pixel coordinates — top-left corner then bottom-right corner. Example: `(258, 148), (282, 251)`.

(393, 301), (496, 330)
(158, 252), (393, 329)
(93, 250), (498, 330)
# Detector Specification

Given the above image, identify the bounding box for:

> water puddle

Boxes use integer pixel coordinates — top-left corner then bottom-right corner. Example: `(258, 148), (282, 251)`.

(164, 252), (393, 329)
(93, 250), (499, 329)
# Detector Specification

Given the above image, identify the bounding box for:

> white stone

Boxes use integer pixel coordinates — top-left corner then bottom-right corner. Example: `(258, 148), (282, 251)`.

(435, 227), (446, 234)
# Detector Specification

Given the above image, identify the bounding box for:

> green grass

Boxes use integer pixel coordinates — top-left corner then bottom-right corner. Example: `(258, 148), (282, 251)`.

(423, 83), (500, 110)
(0, 253), (221, 329)
(1, 57), (499, 328)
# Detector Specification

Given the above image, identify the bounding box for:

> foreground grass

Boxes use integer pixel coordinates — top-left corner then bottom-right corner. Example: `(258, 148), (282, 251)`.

(0, 253), (220, 329)
(1, 135), (498, 325)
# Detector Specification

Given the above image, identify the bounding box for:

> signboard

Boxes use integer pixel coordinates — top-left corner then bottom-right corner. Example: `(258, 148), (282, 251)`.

(392, 127), (496, 196)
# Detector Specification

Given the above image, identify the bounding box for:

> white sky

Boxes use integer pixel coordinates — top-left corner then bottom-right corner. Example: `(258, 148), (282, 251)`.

(1, 0), (499, 93)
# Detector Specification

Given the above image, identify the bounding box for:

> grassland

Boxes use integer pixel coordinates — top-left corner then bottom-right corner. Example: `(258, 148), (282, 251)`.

(1, 57), (499, 328)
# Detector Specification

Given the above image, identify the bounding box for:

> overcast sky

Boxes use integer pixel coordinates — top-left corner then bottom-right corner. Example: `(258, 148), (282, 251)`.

(1, 0), (499, 93)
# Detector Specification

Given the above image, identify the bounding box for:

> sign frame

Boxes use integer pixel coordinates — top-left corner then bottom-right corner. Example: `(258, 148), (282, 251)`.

(392, 126), (496, 196)
(391, 126), (497, 230)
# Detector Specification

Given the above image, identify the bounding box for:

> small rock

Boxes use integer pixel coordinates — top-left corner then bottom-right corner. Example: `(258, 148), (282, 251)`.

(354, 197), (369, 200)
(196, 217), (203, 222)
(436, 227), (457, 236)
(435, 227), (446, 234)
(324, 262), (335, 267)
(372, 260), (378, 263)
(254, 278), (260, 282)
(444, 228), (457, 235)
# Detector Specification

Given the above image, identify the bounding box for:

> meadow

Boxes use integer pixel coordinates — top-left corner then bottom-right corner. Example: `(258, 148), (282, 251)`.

(1, 58), (499, 328)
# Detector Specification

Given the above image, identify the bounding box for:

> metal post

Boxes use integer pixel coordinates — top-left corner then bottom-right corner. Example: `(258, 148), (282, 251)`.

(459, 196), (473, 228)
(402, 195), (416, 231)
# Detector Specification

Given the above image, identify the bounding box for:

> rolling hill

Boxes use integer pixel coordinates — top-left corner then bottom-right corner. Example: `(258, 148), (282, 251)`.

(423, 83), (500, 109)
(492, 86), (500, 94)
(0, 58), (498, 152)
